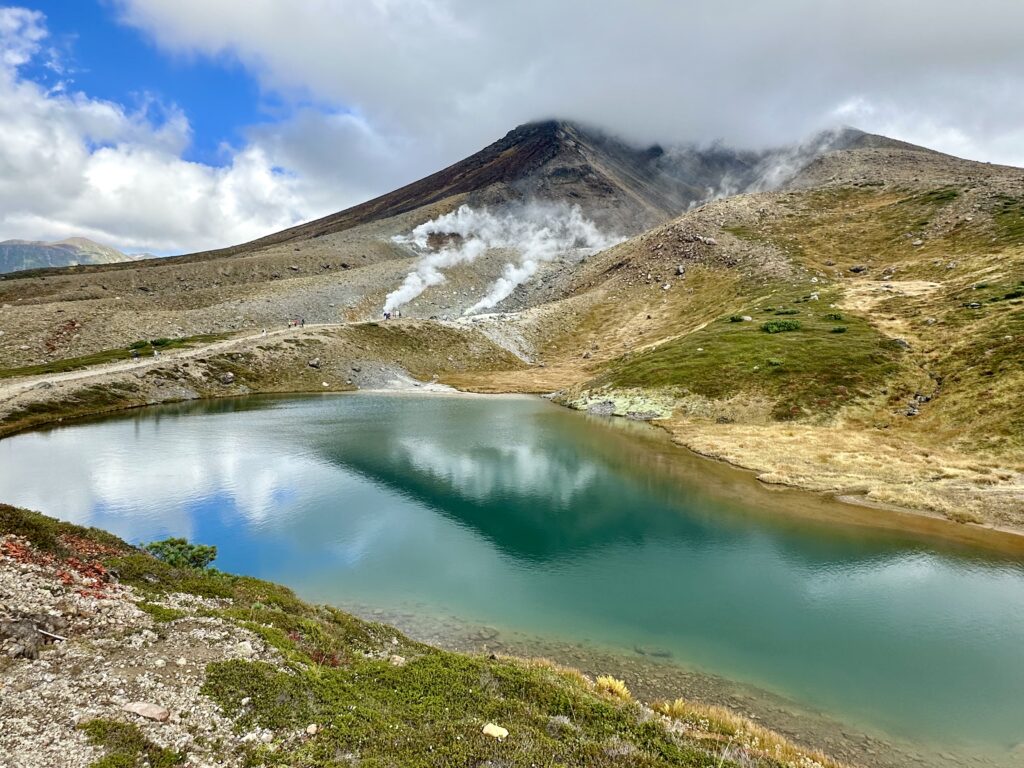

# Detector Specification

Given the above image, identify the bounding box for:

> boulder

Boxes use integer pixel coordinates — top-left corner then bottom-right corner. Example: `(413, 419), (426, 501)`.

(219, 372), (235, 385)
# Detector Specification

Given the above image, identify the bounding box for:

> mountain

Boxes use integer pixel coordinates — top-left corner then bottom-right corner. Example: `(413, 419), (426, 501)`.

(0, 237), (141, 274)
(2, 118), (1021, 535)
(195, 120), (903, 255)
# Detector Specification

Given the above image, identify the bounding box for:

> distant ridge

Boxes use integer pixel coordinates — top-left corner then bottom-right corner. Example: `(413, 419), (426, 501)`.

(0, 237), (141, 274)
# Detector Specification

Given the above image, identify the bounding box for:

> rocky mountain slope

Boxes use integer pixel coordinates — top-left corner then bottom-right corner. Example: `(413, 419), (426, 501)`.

(0, 238), (140, 274)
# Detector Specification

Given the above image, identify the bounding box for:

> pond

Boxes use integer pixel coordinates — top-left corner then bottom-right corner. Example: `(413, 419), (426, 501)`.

(2, 393), (1022, 766)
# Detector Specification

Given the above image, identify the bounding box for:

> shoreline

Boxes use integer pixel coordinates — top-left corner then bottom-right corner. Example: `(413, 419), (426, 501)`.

(2, 357), (1024, 552)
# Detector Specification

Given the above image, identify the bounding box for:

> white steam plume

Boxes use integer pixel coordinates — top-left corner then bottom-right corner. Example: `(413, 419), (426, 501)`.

(383, 203), (619, 315)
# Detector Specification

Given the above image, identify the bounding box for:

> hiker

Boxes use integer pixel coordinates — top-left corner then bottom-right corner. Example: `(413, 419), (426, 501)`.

(300, 317), (305, 327)
(261, 328), (267, 337)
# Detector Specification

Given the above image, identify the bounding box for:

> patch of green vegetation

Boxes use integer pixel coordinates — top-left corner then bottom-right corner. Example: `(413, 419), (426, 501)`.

(761, 319), (801, 334)
(824, 312), (844, 322)
(991, 195), (1024, 246)
(137, 602), (186, 623)
(899, 187), (960, 206)
(830, 326), (848, 334)
(0, 333), (231, 379)
(773, 309), (799, 316)
(728, 315), (744, 323)
(203, 652), (721, 768)
(2, 380), (144, 438)
(79, 719), (183, 768)
(0, 504), (126, 556)
(144, 537), (217, 569)
(599, 290), (903, 419)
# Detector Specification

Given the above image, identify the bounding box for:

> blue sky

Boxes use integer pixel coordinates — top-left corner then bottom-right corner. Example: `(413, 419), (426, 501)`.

(0, 1), (1022, 255)
(24, 0), (262, 166)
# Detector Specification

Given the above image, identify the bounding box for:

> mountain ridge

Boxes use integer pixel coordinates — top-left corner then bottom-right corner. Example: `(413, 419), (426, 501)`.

(0, 237), (141, 275)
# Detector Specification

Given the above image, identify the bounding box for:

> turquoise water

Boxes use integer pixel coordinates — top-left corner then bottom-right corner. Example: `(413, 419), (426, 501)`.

(2, 394), (1022, 760)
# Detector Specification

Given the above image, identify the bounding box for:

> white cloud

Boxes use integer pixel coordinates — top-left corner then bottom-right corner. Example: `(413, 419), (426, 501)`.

(0, 7), (382, 253)
(115, 0), (1024, 171)
(4, 2), (1024, 252)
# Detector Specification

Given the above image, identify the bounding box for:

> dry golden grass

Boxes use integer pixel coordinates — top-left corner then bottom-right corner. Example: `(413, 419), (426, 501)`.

(653, 697), (845, 768)
(664, 418), (1024, 528)
(595, 675), (632, 701)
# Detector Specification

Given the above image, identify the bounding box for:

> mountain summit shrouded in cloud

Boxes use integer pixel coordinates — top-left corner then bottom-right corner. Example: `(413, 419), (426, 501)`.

(1, 1), (1024, 253)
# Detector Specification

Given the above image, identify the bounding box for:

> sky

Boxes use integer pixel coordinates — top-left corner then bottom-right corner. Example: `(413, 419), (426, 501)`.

(1, 1), (1023, 255)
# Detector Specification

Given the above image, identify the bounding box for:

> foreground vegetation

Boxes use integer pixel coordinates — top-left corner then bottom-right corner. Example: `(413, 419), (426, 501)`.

(0, 504), (841, 768)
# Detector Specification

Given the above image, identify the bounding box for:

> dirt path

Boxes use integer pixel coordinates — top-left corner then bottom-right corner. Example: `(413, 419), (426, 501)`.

(0, 324), (334, 403)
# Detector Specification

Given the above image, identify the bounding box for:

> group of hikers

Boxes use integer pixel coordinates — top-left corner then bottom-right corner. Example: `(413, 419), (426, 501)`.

(287, 317), (306, 327)
(382, 309), (402, 320)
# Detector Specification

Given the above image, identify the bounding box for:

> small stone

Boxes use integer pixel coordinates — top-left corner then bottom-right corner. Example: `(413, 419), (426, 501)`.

(307, 358), (321, 369)
(219, 372), (235, 385)
(306, 724), (319, 735)
(123, 702), (170, 722)
(740, 315), (753, 322)
(234, 640), (255, 658)
(240, 697), (252, 707)
(175, 657), (187, 667)
(389, 654), (406, 667)
(912, 239), (924, 247)
(482, 723), (509, 740)
(153, 658), (166, 668)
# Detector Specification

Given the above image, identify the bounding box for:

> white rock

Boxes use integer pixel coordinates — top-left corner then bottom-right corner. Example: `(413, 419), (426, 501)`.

(389, 654), (406, 667)
(176, 657), (187, 667)
(123, 701), (170, 722)
(153, 658), (166, 668)
(482, 723), (509, 740)
(306, 724), (319, 735)
(234, 641), (255, 658)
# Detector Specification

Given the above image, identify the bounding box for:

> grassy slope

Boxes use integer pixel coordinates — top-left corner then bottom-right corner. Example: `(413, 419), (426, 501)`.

(531, 180), (1023, 524)
(595, 288), (905, 420)
(0, 504), (841, 768)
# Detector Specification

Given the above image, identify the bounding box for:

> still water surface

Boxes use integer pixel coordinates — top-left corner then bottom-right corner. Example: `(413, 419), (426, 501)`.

(2, 394), (1022, 760)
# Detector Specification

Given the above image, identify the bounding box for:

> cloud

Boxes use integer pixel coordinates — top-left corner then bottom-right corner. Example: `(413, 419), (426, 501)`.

(5, 2), (1024, 252)
(0, 7), (390, 253)
(115, 0), (1024, 171)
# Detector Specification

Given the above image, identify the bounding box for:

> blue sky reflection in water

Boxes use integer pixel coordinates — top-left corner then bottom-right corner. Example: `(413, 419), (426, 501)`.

(2, 394), (1023, 758)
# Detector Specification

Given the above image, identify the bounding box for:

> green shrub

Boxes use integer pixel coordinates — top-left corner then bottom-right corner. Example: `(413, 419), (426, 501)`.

(824, 312), (843, 321)
(728, 315), (744, 323)
(830, 326), (848, 334)
(761, 319), (801, 334)
(149, 338), (172, 347)
(774, 308), (800, 316)
(144, 537), (217, 569)
(79, 719), (182, 768)
(767, 358), (784, 367)
(128, 340), (148, 350)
